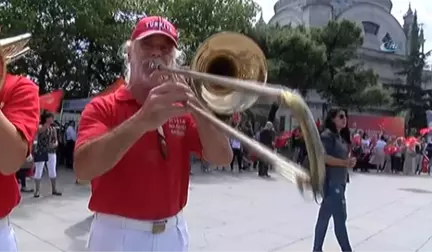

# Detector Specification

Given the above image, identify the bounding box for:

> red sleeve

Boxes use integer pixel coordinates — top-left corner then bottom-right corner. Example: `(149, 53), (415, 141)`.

(75, 98), (110, 150)
(185, 114), (202, 157)
(2, 77), (40, 154)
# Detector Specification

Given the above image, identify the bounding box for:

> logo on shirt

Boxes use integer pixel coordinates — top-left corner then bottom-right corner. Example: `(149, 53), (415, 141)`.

(168, 117), (186, 136)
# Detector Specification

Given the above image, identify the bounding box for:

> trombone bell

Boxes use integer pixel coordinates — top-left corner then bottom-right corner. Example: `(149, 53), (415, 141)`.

(0, 33), (32, 89)
(190, 32), (268, 115)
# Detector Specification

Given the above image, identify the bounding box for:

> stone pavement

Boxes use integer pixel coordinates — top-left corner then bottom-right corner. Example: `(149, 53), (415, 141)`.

(9, 166), (432, 251)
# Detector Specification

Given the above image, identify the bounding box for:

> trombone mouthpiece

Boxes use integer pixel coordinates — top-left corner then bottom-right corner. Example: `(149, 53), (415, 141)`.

(150, 59), (165, 71)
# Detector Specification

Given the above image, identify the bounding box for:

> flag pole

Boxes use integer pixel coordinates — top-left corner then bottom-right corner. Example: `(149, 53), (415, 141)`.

(59, 100), (65, 125)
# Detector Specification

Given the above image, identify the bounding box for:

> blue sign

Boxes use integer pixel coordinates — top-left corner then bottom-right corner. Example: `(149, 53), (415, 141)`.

(380, 41), (398, 53)
(62, 98), (92, 112)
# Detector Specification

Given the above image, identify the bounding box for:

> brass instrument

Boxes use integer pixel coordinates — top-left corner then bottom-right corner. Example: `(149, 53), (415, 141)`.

(0, 33), (32, 89)
(153, 32), (326, 199)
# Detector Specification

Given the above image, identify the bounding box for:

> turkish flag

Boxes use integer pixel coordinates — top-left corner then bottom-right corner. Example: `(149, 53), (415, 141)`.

(39, 90), (63, 112)
(95, 77), (125, 97)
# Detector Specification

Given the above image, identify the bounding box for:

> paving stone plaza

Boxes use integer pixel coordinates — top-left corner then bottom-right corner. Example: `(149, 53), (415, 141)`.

(10, 166), (432, 251)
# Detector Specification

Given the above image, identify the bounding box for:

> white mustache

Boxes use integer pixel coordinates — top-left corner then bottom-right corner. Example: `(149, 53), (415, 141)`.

(136, 58), (172, 84)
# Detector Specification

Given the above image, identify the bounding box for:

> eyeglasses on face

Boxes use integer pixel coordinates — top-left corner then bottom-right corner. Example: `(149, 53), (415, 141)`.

(338, 114), (346, 119)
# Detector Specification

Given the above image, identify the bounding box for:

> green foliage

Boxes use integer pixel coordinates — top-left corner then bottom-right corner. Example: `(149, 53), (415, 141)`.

(389, 82), (431, 132)
(390, 83), (431, 111)
(138, 0), (259, 62)
(312, 20), (384, 109)
(0, 0), (145, 97)
(389, 11), (431, 132)
(247, 20), (384, 108)
(248, 25), (326, 95)
(1, 0), (259, 97)
(359, 85), (391, 106)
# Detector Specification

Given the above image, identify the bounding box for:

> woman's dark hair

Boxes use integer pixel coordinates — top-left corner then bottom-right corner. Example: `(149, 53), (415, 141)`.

(40, 111), (54, 125)
(324, 108), (351, 144)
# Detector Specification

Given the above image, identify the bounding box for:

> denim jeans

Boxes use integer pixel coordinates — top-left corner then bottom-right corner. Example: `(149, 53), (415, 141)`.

(313, 183), (352, 252)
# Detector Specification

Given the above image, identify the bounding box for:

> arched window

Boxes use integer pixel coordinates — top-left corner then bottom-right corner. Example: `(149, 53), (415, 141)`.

(362, 21), (380, 35)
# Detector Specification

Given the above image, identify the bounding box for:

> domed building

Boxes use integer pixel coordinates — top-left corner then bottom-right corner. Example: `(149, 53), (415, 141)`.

(269, 0), (411, 57)
(255, 0), (427, 131)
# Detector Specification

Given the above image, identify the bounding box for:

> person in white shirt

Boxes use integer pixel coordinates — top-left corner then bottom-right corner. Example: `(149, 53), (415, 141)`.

(360, 132), (371, 152)
(370, 135), (386, 172)
(230, 138), (243, 171)
(65, 121), (76, 168)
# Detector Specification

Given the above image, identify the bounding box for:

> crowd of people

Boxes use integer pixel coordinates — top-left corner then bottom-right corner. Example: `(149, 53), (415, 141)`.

(193, 120), (277, 178)
(280, 121), (432, 176)
(350, 130), (431, 175)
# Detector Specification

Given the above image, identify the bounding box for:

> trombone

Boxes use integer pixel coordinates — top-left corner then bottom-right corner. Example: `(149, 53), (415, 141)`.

(153, 32), (326, 199)
(0, 33), (32, 89)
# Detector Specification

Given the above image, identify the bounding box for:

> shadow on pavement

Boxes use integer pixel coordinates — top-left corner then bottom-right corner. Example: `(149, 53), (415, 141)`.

(190, 167), (278, 185)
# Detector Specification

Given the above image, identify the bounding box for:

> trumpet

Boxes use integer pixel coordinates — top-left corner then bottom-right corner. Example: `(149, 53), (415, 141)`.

(153, 32), (326, 200)
(0, 33), (32, 89)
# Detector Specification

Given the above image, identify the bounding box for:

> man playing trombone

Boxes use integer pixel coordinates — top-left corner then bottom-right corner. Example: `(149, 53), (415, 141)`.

(0, 34), (40, 251)
(74, 16), (232, 251)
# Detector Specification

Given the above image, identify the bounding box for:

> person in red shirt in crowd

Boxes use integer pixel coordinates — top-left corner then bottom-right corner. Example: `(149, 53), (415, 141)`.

(0, 35), (40, 251)
(74, 16), (232, 251)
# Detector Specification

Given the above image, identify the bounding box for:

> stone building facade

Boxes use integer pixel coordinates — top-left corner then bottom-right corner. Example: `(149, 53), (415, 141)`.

(253, 0), (428, 130)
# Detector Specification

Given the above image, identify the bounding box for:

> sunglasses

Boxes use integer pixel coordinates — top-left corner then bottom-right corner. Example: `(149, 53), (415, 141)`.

(338, 114), (346, 119)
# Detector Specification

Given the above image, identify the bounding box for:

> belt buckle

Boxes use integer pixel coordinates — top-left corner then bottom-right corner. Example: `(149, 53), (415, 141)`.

(152, 220), (166, 234)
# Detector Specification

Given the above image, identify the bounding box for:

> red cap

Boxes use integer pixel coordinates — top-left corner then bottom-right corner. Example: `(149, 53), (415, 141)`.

(131, 16), (178, 47)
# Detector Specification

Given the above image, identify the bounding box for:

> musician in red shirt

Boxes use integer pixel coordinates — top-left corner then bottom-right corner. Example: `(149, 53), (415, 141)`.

(74, 16), (232, 251)
(0, 36), (40, 251)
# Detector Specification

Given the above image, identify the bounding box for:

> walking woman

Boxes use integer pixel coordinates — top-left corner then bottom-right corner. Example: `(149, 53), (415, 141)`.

(33, 112), (62, 197)
(313, 108), (355, 252)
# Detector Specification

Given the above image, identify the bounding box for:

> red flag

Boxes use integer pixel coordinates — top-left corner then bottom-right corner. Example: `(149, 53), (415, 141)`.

(419, 127), (432, 135)
(353, 134), (361, 145)
(39, 90), (63, 112)
(274, 131), (292, 148)
(95, 77), (125, 97)
(232, 112), (241, 124)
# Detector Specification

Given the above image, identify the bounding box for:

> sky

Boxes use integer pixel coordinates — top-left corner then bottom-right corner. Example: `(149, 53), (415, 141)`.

(255, 0), (432, 52)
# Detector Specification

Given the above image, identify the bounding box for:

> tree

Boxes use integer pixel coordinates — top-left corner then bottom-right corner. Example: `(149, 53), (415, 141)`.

(141, 0), (260, 62)
(1, 0), (145, 97)
(246, 23), (327, 125)
(247, 20), (388, 118)
(1, 0), (259, 98)
(389, 82), (431, 131)
(390, 11), (431, 133)
(247, 24), (326, 96)
(310, 20), (389, 109)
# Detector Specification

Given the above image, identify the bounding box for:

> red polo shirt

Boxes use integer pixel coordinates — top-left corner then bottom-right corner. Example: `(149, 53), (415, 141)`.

(0, 74), (40, 219)
(76, 86), (203, 220)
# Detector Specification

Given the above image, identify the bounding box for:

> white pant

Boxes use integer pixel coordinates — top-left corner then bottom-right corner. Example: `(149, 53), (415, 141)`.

(34, 153), (57, 179)
(87, 212), (189, 251)
(0, 217), (17, 251)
